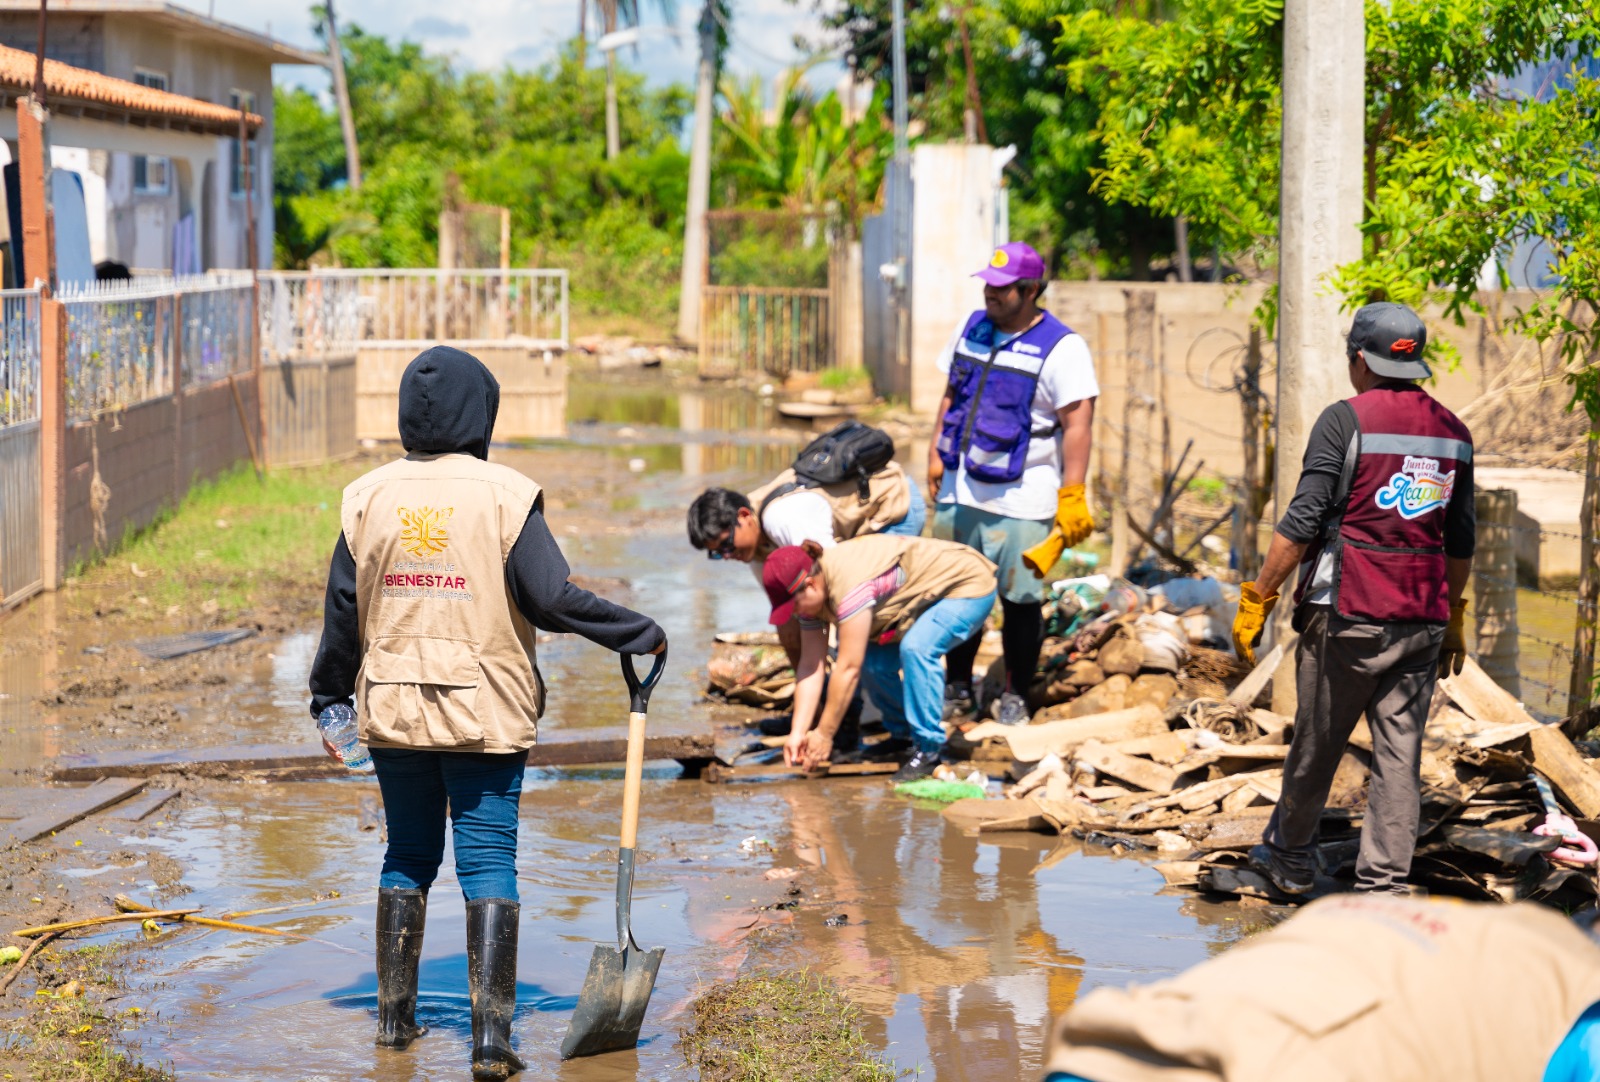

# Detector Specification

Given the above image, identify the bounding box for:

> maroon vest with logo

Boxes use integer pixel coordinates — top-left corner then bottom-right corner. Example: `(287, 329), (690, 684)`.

(1295, 385), (1472, 624)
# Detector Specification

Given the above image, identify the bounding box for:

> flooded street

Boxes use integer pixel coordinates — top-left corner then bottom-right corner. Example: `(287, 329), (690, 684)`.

(5, 372), (1257, 1080)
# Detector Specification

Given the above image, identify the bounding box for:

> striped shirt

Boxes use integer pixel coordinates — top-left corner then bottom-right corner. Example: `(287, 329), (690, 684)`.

(800, 566), (906, 630)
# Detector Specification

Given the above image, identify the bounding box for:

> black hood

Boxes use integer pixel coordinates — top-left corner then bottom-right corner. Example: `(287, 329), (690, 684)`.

(397, 345), (500, 460)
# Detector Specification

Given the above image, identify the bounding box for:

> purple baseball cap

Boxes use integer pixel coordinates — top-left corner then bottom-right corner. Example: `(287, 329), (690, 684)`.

(973, 242), (1046, 287)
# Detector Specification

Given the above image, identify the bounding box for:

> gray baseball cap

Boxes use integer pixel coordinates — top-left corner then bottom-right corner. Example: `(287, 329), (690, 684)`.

(1347, 302), (1430, 380)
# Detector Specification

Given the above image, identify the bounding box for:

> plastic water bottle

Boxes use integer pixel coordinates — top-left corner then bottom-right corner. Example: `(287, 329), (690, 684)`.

(317, 704), (372, 771)
(1059, 548), (1101, 570)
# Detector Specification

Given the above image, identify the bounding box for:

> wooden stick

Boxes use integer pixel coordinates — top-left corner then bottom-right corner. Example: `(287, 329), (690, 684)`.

(113, 895), (302, 940)
(12, 908), (200, 938)
(219, 895), (369, 921)
(0, 931), (59, 995)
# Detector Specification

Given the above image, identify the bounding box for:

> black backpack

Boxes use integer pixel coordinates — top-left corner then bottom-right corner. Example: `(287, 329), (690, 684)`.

(789, 420), (896, 502)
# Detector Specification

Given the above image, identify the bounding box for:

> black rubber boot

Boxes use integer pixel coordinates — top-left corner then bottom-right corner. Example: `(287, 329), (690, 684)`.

(374, 887), (429, 1049)
(466, 899), (525, 1080)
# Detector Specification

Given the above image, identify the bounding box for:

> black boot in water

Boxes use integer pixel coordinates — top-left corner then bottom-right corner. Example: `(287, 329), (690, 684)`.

(466, 899), (526, 1080)
(374, 887), (429, 1049)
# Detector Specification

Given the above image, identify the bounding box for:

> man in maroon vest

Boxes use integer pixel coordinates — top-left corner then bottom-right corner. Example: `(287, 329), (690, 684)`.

(1231, 302), (1474, 895)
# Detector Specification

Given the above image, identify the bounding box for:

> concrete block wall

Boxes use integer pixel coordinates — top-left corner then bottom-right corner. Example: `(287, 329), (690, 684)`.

(61, 372), (260, 571)
(356, 344), (566, 444)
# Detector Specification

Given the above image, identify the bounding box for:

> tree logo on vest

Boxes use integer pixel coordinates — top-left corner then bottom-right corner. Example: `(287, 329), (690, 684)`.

(1375, 456), (1454, 520)
(398, 506), (452, 558)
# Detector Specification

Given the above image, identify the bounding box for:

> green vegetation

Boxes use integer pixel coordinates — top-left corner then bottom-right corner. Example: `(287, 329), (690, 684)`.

(0, 943), (172, 1082)
(679, 970), (909, 1081)
(818, 367), (873, 392)
(67, 461), (366, 616)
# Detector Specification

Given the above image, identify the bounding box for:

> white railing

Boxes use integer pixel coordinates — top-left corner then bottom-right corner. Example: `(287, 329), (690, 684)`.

(260, 269), (569, 353)
(58, 273), (256, 421)
(0, 288), (41, 427)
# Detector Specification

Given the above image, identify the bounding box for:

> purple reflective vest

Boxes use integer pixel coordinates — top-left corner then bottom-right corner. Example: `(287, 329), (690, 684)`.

(936, 309), (1076, 484)
(1294, 385), (1473, 624)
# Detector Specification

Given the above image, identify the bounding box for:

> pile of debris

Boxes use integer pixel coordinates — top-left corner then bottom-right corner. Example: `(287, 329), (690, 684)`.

(948, 655), (1600, 907)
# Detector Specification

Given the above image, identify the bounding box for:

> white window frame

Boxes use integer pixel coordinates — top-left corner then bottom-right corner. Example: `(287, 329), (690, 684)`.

(133, 153), (170, 194)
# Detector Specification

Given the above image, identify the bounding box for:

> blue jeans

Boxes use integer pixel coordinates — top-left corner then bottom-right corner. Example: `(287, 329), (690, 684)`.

(860, 592), (995, 753)
(881, 482), (927, 538)
(1544, 1001), (1600, 1081)
(371, 747), (527, 902)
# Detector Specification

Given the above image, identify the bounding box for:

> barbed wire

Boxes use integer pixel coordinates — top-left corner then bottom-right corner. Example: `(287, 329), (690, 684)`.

(1474, 450), (1586, 474)
(1503, 522), (1600, 545)
(1469, 573), (1587, 609)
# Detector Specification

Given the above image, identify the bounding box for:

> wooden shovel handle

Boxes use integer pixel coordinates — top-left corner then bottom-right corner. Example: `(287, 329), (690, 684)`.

(619, 709), (647, 851)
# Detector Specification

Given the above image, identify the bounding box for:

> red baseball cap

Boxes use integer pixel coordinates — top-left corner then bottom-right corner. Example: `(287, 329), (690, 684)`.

(762, 546), (815, 626)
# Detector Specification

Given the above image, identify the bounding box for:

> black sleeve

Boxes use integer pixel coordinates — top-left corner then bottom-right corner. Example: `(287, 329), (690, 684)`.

(1276, 402), (1357, 544)
(1444, 453), (1476, 559)
(505, 506), (666, 655)
(308, 533), (359, 719)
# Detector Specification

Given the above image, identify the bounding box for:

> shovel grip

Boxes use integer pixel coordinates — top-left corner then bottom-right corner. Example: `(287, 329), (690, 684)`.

(621, 647), (667, 715)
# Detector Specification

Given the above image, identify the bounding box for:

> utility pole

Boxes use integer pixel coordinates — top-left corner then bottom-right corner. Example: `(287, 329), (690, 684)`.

(888, 0), (911, 371)
(324, 0), (361, 191)
(676, 0), (716, 344)
(1270, 0), (1363, 710)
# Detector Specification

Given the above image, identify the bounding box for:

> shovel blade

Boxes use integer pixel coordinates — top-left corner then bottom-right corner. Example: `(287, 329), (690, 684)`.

(560, 942), (665, 1059)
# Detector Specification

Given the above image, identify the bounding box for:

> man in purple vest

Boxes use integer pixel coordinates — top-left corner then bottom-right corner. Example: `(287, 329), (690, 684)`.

(1231, 302), (1474, 896)
(928, 242), (1099, 726)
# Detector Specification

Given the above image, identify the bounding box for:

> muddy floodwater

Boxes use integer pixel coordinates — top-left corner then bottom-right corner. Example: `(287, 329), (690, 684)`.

(5, 373), (1260, 1080)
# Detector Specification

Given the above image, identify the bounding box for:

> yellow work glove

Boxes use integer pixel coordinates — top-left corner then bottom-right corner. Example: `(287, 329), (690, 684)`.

(1231, 581), (1279, 667)
(1440, 599), (1468, 677)
(1053, 483), (1094, 547)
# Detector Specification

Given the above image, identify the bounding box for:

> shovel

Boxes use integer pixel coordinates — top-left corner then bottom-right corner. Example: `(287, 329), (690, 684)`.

(561, 647), (669, 1059)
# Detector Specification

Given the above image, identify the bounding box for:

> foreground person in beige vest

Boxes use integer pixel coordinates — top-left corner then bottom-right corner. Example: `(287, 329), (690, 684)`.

(309, 346), (665, 1080)
(762, 534), (996, 780)
(1045, 894), (1600, 1082)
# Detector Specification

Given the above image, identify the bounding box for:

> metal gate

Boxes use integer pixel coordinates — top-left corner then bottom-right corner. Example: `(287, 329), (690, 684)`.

(0, 288), (42, 609)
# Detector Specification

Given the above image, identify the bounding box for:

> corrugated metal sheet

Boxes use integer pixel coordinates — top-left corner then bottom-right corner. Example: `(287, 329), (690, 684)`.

(0, 420), (41, 607)
(264, 355), (357, 468)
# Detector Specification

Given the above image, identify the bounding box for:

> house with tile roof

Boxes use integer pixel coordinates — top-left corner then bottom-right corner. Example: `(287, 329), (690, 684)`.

(0, 1), (324, 279)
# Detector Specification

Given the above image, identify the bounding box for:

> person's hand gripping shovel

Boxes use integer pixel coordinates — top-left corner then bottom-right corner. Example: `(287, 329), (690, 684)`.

(560, 646), (668, 1059)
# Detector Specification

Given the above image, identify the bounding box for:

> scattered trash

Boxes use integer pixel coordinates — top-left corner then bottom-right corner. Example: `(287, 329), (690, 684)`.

(0, 946), (21, 965)
(82, 646), (105, 656)
(894, 778), (987, 804)
(823, 914), (849, 927)
(707, 632), (794, 708)
(763, 867), (803, 881)
(56, 980), (85, 998)
(739, 836), (774, 854)
(628, 458), (648, 473)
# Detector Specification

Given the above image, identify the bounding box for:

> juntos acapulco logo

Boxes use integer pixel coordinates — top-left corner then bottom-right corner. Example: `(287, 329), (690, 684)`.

(1375, 456), (1456, 520)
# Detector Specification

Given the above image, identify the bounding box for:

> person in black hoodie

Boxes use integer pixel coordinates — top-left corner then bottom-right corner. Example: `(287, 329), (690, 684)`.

(309, 346), (665, 1079)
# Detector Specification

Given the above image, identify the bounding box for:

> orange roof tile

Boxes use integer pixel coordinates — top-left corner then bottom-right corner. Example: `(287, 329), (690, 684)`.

(0, 44), (263, 133)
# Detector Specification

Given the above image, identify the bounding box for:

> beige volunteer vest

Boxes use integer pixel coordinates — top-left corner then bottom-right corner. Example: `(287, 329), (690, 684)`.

(818, 534), (995, 641)
(747, 462), (913, 562)
(341, 453), (544, 754)
(1048, 894), (1600, 1082)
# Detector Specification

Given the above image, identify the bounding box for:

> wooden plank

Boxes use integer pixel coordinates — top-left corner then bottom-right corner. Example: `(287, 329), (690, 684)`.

(1183, 810), (1274, 852)
(967, 705), (1165, 763)
(1250, 709), (1292, 735)
(1441, 656), (1538, 729)
(105, 788), (178, 822)
(0, 787), (75, 821)
(51, 728), (718, 781)
(1528, 724), (1600, 820)
(1076, 741), (1180, 795)
(1106, 731), (1191, 765)
(1227, 633), (1298, 705)
(1, 778), (146, 846)
(702, 760), (898, 783)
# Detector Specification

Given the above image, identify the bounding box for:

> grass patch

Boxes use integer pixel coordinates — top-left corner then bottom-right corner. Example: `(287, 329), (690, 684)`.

(818, 367), (872, 393)
(0, 943), (172, 1082)
(679, 970), (909, 1082)
(67, 459), (370, 616)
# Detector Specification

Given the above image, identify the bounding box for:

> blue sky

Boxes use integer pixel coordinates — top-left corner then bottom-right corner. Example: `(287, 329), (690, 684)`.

(204, 0), (844, 98)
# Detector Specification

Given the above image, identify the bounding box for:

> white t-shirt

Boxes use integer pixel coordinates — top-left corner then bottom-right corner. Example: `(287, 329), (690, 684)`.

(748, 489), (836, 583)
(934, 318), (1100, 520)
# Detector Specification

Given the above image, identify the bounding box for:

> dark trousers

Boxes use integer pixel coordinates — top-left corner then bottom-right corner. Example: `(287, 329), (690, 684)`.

(1264, 607), (1444, 892)
(371, 747), (528, 901)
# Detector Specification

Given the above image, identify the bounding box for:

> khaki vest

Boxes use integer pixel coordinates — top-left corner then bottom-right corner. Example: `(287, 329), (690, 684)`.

(341, 453), (544, 754)
(748, 461), (913, 562)
(1048, 895), (1600, 1082)
(817, 534), (995, 641)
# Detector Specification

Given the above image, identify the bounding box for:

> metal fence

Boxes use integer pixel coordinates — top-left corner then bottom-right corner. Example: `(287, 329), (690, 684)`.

(58, 274), (255, 421)
(260, 269), (569, 348)
(0, 287), (42, 607)
(259, 273), (362, 362)
(699, 285), (833, 377)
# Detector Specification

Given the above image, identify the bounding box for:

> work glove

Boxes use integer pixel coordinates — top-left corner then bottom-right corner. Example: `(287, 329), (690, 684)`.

(1021, 484), (1094, 579)
(1440, 599), (1468, 677)
(1231, 581), (1279, 667)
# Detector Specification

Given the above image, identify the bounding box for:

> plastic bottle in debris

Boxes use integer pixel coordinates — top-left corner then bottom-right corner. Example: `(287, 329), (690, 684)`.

(316, 704), (372, 771)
